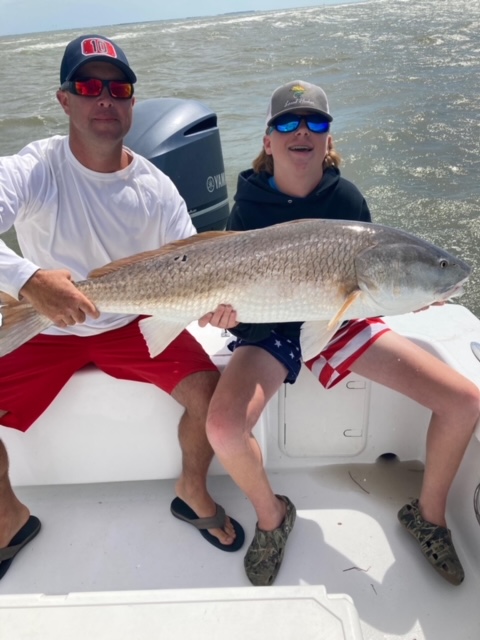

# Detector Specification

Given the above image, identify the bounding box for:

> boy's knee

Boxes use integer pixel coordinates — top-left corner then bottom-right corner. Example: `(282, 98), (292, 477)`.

(206, 409), (240, 454)
(452, 379), (480, 430)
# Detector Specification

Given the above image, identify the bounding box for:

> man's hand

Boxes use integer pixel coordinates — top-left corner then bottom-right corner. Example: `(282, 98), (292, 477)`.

(198, 304), (238, 329)
(20, 269), (100, 327)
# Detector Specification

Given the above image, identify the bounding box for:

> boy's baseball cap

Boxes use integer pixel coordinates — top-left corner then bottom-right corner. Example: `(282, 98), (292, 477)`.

(266, 80), (332, 125)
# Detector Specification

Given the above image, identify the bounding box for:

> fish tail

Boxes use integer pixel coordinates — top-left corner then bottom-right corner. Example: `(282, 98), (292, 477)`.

(0, 300), (52, 357)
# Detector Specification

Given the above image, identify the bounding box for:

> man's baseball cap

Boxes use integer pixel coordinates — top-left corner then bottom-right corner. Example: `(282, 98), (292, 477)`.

(60, 34), (137, 84)
(266, 80), (333, 126)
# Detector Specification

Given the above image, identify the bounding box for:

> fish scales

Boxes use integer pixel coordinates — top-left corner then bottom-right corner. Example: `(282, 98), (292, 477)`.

(0, 219), (471, 359)
(37, 220), (469, 321)
(77, 221), (370, 322)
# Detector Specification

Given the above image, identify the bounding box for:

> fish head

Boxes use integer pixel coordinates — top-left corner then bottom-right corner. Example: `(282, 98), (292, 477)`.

(354, 240), (471, 315)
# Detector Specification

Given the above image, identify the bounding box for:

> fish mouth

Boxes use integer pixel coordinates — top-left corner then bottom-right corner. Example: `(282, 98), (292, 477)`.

(437, 280), (468, 301)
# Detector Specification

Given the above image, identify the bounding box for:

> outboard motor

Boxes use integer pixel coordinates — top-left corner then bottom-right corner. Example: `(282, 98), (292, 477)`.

(125, 98), (229, 232)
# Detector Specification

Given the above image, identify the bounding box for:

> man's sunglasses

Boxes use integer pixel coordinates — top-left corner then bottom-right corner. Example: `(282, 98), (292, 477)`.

(60, 78), (134, 100)
(270, 114), (330, 134)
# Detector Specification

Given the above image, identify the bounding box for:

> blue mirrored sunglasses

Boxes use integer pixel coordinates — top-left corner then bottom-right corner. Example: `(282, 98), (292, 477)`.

(270, 114), (330, 134)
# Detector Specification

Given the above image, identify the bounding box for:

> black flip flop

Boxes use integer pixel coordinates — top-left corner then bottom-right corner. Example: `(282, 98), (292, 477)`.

(0, 515), (41, 580)
(170, 497), (244, 552)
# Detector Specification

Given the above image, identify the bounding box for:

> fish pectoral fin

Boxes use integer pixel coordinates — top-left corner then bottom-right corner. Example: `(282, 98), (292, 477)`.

(301, 290), (364, 362)
(327, 290), (363, 330)
(300, 320), (342, 363)
(138, 316), (187, 358)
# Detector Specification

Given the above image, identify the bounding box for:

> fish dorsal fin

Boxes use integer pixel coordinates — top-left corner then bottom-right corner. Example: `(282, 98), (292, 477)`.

(88, 230), (239, 279)
(276, 218), (312, 227)
(327, 289), (363, 329)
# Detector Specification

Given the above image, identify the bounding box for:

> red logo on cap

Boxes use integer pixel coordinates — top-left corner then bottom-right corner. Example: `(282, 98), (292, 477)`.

(81, 38), (117, 59)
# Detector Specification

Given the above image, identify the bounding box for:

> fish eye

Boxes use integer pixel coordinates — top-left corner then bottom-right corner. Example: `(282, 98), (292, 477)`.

(439, 259), (449, 268)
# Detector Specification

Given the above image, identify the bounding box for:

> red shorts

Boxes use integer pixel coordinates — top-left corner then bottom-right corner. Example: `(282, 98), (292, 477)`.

(0, 318), (217, 432)
(305, 318), (390, 388)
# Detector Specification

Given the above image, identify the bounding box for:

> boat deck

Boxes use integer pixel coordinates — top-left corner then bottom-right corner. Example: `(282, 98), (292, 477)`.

(2, 306), (480, 639)
(1, 460), (480, 639)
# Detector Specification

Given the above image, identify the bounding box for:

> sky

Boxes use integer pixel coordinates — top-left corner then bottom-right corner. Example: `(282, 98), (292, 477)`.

(0, 0), (342, 37)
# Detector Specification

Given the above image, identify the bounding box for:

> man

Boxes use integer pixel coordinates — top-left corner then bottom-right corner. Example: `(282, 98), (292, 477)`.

(0, 34), (243, 580)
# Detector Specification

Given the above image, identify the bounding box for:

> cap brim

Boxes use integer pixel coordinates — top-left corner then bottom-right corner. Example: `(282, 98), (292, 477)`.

(64, 57), (137, 84)
(267, 106), (333, 126)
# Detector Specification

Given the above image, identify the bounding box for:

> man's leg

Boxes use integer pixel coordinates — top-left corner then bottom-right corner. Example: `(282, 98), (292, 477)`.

(0, 334), (92, 578)
(171, 370), (237, 546)
(0, 428), (30, 549)
(90, 322), (243, 548)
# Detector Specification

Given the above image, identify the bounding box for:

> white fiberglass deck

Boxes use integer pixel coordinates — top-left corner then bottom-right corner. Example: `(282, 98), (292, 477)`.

(1, 463), (480, 639)
(1, 306), (480, 639)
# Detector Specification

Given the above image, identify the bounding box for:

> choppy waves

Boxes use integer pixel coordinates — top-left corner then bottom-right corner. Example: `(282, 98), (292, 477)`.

(1, 0), (480, 311)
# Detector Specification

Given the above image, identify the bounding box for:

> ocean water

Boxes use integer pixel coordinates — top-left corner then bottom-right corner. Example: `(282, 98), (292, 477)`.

(1, 0), (479, 313)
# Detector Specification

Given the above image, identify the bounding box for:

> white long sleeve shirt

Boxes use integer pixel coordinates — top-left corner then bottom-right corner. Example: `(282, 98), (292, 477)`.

(0, 135), (196, 336)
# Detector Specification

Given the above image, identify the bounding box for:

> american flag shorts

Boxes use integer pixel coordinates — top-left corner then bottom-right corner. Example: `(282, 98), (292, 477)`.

(305, 317), (389, 388)
(229, 317), (389, 387)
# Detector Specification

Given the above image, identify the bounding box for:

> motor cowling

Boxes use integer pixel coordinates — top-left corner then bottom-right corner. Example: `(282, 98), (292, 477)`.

(124, 98), (229, 232)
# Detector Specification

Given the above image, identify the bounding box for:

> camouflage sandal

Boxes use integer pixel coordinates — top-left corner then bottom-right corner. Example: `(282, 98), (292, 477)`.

(244, 495), (296, 586)
(397, 499), (464, 586)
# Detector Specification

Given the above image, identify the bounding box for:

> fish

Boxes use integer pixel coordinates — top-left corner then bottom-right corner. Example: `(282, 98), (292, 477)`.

(0, 219), (471, 361)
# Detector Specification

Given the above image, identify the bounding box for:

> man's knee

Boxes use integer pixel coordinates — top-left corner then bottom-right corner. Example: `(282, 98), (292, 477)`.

(0, 438), (10, 474)
(172, 370), (220, 414)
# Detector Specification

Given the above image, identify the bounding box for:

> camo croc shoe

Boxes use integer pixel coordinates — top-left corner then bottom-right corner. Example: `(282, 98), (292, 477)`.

(244, 495), (296, 586)
(397, 499), (464, 586)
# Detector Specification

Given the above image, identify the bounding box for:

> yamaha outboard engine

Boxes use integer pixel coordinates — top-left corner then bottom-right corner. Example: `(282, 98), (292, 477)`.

(124, 98), (229, 232)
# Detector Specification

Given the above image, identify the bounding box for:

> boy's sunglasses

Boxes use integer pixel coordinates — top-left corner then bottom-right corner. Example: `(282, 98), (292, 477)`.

(60, 78), (134, 100)
(270, 113), (330, 134)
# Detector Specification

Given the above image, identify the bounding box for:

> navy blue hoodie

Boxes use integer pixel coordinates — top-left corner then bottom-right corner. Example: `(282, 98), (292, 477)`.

(227, 167), (371, 342)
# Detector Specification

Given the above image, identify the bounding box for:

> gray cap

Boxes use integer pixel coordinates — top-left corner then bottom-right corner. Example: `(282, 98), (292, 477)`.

(266, 80), (332, 126)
